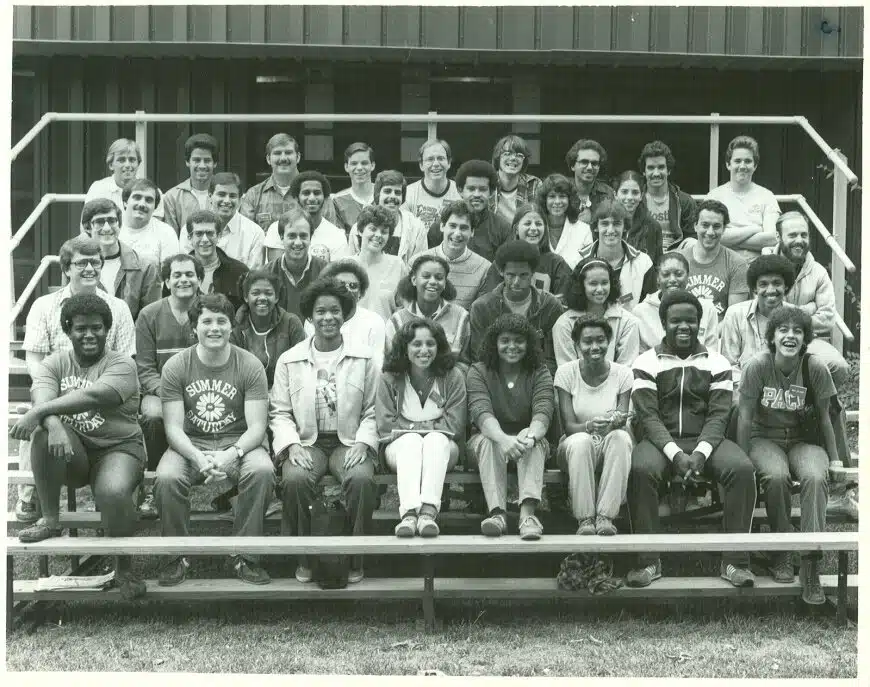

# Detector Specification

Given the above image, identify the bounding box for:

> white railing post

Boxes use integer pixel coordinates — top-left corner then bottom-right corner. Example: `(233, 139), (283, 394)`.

(427, 110), (437, 140)
(708, 112), (720, 191)
(135, 110), (147, 179)
(831, 149), (849, 354)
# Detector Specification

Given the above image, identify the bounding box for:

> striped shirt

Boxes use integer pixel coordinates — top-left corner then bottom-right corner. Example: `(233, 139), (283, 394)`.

(134, 297), (198, 396)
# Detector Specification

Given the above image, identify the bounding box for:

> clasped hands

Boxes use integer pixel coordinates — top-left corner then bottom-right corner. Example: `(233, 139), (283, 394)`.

(196, 448), (238, 484)
(673, 450), (707, 485)
(497, 427), (537, 462)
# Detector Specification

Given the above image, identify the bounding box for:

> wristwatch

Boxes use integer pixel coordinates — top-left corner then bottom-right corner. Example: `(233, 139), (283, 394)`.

(232, 444), (244, 459)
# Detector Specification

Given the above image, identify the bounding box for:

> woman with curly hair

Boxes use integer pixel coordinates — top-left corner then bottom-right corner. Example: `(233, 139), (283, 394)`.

(387, 254), (471, 364)
(465, 314), (554, 540)
(535, 173), (593, 270)
(735, 306), (839, 604)
(376, 319), (466, 538)
(552, 257), (640, 367)
(555, 314), (634, 536)
(351, 204), (409, 320)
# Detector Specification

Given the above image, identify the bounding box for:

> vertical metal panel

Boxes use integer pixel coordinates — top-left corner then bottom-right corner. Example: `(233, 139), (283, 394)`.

(728, 7), (764, 56)
(841, 7), (864, 57)
(538, 7), (574, 50)
(151, 6), (175, 42)
(576, 7), (613, 51)
(766, 8), (785, 56)
(265, 6), (304, 44)
(33, 6), (56, 40)
(819, 7), (842, 58)
(422, 7), (459, 49)
(72, 7), (94, 41)
(384, 7), (420, 47)
(190, 7), (212, 42)
(93, 7), (112, 41)
(689, 6), (726, 54)
(346, 6), (382, 46)
(802, 7), (823, 57)
(461, 7), (497, 50)
(53, 6), (72, 40)
(228, 5), (252, 43)
(650, 6), (688, 53)
(13, 6), (32, 39)
(501, 7), (535, 50)
(112, 7), (135, 42)
(614, 6), (650, 52)
(308, 6), (343, 45)
(132, 7), (150, 42)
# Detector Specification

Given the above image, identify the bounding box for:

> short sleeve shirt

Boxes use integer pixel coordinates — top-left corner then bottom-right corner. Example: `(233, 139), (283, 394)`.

(554, 361), (633, 425)
(739, 350), (835, 431)
(160, 345), (268, 448)
(31, 349), (142, 449)
(312, 345), (342, 432)
(682, 245), (749, 319)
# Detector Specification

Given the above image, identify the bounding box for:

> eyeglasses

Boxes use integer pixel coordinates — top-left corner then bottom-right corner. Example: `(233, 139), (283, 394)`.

(90, 217), (119, 228)
(577, 159), (601, 168)
(71, 258), (103, 270)
(500, 151), (526, 161)
(422, 156), (448, 165)
(192, 230), (218, 239)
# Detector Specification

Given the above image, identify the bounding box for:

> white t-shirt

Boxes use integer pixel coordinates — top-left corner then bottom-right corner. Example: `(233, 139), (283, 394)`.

(119, 217), (180, 267)
(200, 260), (219, 295)
(550, 218), (593, 270)
(313, 345), (343, 432)
(553, 360), (634, 426)
(303, 305), (386, 369)
(85, 176), (166, 219)
(707, 182), (781, 261)
(100, 255), (122, 294)
(191, 188), (210, 210)
(264, 217), (351, 262)
(401, 179), (461, 230)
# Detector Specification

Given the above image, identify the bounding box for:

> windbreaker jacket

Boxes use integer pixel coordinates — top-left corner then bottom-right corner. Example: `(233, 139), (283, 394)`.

(161, 246), (249, 311)
(760, 246), (836, 333)
(663, 183), (698, 250)
(552, 303), (640, 368)
(269, 338), (379, 454)
(578, 239), (655, 312)
(635, 290), (720, 354)
(230, 305), (306, 388)
(631, 341), (733, 460)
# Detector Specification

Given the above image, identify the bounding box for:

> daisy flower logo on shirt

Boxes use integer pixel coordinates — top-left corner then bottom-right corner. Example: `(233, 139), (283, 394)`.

(196, 392), (226, 422)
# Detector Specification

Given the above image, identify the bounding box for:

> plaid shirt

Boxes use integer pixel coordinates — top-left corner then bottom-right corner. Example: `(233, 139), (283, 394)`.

(489, 173), (541, 221)
(239, 175), (299, 231)
(23, 286), (136, 357)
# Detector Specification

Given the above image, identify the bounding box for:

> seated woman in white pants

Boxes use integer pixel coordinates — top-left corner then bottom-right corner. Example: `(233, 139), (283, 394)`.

(466, 314), (554, 541)
(554, 313), (634, 536)
(376, 318), (466, 537)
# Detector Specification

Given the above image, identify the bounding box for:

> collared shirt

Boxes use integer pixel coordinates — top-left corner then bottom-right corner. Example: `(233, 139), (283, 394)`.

(281, 253), (313, 288)
(180, 212), (265, 269)
(720, 298), (775, 386)
(489, 173), (542, 225)
(85, 176), (165, 220)
(162, 178), (209, 234)
(23, 285), (136, 357)
(264, 216), (351, 262)
(239, 175), (299, 231)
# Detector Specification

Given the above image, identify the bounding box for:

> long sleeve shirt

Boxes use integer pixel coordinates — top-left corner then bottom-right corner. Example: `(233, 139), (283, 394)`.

(466, 362), (554, 436)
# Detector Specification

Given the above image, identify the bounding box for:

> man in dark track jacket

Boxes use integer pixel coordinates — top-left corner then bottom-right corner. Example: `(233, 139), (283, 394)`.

(627, 288), (757, 589)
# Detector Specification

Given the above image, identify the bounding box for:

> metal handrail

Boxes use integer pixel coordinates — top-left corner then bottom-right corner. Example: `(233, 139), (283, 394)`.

(833, 311), (854, 343)
(10, 111), (860, 183)
(10, 193), (86, 251)
(9, 255), (59, 325)
(689, 193), (855, 273)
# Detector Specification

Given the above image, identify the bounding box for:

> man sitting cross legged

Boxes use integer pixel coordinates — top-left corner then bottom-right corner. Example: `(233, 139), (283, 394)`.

(627, 289), (757, 589)
(154, 293), (274, 587)
(12, 294), (147, 600)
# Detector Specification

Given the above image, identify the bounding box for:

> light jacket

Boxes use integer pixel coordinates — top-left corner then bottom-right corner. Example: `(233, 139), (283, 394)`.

(760, 246), (836, 332)
(349, 208), (429, 264)
(375, 367), (467, 445)
(578, 239), (655, 312)
(162, 179), (206, 235)
(553, 302), (640, 368)
(631, 340), (733, 460)
(162, 247), (249, 311)
(269, 337), (379, 454)
(386, 301), (470, 364)
(635, 290), (719, 354)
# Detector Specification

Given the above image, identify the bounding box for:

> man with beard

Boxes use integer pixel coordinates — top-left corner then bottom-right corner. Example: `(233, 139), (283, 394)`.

(12, 293), (147, 600)
(638, 140), (697, 251)
(627, 289), (756, 589)
(264, 171), (350, 263)
(565, 139), (615, 224)
(426, 160), (513, 263)
(762, 211), (837, 335)
(240, 133), (303, 231)
(163, 133), (220, 235)
(119, 178), (180, 268)
(180, 172), (265, 269)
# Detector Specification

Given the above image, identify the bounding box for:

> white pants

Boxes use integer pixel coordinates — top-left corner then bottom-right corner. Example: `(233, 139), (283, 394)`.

(557, 430), (632, 520)
(385, 433), (458, 516)
(465, 433), (547, 513)
(17, 439), (33, 502)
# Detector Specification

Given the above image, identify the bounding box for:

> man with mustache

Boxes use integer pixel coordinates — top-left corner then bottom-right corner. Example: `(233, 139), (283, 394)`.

(163, 133), (220, 235)
(119, 178), (180, 270)
(565, 139), (615, 224)
(638, 140), (697, 252)
(240, 133), (303, 231)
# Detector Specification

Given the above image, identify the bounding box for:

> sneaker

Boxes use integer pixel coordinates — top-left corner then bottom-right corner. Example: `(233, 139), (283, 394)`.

(595, 515), (617, 536)
(395, 514), (417, 538)
(295, 565), (313, 584)
(626, 560), (662, 588)
(417, 513), (440, 538)
(576, 517), (596, 536)
(264, 499), (282, 519)
(157, 556), (189, 587)
(138, 488), (158, 519)
(15, 497), (41, 524)
(518, 514), (543, 541)
(480, 512), (508, 537)
(769, 552), (795, 583)
(348, 567), (364, 584)
(799, 559), (825, 605)
(231, 556), (271, 585)
(720, 561), (755, 588)
(18, 519), (62, 543)
(116, 567), (147, 600)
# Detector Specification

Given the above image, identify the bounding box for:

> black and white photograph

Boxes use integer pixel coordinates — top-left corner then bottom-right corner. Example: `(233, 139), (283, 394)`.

(4, 1), (863, 678)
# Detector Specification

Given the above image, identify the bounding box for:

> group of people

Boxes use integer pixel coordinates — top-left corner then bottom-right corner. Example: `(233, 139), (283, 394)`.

(11, 130), (849, 607)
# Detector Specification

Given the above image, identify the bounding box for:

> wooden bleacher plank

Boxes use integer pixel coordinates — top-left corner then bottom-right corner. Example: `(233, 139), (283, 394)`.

(12, 577), (424, 601)
(11, 575), (856, 603)
(829, 465), (860, 482)
(5, 532), (859, 557)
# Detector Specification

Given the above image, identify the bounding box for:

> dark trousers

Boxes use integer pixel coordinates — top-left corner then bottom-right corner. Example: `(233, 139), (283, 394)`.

(628, 437), (757, 567)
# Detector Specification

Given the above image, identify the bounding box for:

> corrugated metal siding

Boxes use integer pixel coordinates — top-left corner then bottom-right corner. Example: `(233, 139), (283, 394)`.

(13, 5), (863, 58)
